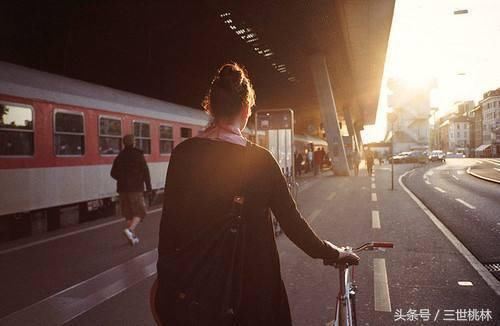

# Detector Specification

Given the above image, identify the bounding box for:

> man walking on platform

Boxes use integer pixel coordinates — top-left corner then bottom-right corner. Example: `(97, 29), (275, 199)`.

(111, 134), (152, 246)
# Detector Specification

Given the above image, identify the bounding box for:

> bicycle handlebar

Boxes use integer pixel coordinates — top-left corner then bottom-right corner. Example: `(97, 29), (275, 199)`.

(352, 241), (394, 253)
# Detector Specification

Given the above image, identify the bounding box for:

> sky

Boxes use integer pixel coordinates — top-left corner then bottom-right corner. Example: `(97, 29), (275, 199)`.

(361, 0), (500, 143)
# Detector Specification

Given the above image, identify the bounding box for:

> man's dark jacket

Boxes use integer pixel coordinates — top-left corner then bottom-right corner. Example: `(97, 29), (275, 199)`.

(111, 146), (152, 193)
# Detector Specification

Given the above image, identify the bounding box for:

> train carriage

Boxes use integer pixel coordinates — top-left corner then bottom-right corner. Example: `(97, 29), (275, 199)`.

(0, 62), (209, 240)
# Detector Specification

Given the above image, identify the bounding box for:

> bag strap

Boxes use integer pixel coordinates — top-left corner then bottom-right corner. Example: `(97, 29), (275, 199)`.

(231, 140), (251, 218)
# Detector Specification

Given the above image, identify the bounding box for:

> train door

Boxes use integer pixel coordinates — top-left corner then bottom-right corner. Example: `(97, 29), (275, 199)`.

(254, 109), (297, 198)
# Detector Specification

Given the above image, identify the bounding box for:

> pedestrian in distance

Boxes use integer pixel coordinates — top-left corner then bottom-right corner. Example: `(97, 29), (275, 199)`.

(307, 147), (313, 173)
(352, 150), (361, 176)
(313, 148), (323, 176)
(319, 147), (326, 165)
(365, 147), (375, 176)
(151, 63), (359, 326)
(110, 134), (152, 246)
(294, 151), (303, 176)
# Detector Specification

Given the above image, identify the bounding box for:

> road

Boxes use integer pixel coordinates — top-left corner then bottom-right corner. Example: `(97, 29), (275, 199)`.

(403, 158), (500, 278)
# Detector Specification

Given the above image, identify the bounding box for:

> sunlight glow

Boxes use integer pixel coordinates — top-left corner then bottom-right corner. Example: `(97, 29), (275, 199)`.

(362, 0), (500, 143)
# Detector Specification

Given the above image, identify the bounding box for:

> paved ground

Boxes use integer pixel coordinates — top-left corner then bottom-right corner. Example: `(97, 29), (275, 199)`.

(0, 163), (499, 325)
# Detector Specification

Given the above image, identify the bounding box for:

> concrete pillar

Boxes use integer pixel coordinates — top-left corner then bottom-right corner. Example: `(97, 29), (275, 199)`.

(310, 55), (350, 176)
(343, 106), (359, 153)
(354, 121), (364, 151)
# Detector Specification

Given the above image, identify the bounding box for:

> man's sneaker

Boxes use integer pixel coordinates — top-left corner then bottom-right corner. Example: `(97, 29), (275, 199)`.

(124, 228), (138, 246)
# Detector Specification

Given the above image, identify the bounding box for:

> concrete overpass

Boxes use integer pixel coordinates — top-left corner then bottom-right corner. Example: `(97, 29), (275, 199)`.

(0, 0), (395, 174)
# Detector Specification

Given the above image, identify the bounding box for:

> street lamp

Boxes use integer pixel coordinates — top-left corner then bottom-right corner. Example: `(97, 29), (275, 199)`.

(387, 111), (398, 190)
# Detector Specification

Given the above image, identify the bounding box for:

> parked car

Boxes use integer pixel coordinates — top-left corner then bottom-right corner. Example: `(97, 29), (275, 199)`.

(407, 150), (428, 163)
(388, 152), (411, 163)
(429, 150), (446, 162)
(445, 152), (466, 158)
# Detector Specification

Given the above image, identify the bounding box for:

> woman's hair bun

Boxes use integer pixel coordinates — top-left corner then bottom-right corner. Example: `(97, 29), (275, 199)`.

(217, 64), (243, 90)
(202, 62), (255, 120)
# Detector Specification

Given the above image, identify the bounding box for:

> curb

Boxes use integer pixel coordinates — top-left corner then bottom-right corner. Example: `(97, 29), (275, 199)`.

(466, 167), (500, 184)
(399, 170), (500, 297)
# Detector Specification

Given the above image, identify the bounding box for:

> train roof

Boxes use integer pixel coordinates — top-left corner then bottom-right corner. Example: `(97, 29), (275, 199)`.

(0, 61), (209, 126)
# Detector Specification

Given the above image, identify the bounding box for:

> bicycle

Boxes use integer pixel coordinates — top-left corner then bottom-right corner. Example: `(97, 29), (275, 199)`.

(325, 241), (394, 326)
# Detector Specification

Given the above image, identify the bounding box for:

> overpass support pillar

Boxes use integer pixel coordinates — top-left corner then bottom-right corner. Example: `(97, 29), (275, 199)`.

(354, 121), (364, 152)
(310, 55), (350, 176)
(344, 106), (360, 153)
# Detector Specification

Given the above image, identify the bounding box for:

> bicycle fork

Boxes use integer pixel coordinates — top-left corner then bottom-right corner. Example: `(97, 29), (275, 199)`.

(334, 265), (356, 326)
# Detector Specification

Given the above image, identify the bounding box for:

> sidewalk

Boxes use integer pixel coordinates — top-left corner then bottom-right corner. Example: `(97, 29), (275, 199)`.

(468, 158), (500, 184)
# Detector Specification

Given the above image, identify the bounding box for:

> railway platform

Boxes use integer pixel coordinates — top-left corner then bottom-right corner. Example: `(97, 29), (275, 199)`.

(0, 164), (498, 325)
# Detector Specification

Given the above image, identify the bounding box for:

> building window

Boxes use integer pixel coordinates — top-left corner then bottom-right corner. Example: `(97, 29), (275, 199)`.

(457, 124), (460, 129)
(180, 127), (192, 138)
(99, 116), (122, 155)
(133, 121), (151, 154)
(159, 125), (174, 154)
(457, 132), (460, 138)
(54, 111), (85, 156)
(0, 103), (34, 156)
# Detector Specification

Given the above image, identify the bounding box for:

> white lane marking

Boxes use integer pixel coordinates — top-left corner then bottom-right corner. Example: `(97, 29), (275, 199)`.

(434, 187), (446, 193)
(476, 161), (482, 164)
(371, 177), (375, 182)
(425, 180), (431, 185)
(372, 193), (378, 202)
(309, 209), (322, 224)
(458, 281), (474, 287)
(372, 210), (381, 229)
(455, 198), (476, 209)
(457, 170), (465, 175)
(495, 168), (500, 173)
(399, 170), (500, 296)
(452, 175), (459, 181)
(0, 249), (158, 325)
(326, 192), (337, 201)
(374, 258), (392, 312)
(371, 183), (376, 189)
(0, 208), (163, 256)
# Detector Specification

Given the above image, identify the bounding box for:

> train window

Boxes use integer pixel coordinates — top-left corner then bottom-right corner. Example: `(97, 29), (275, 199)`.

(159, 125), (174, 154)
(99, 116), (121, 155)
(133, 121), (151, 154)
(180, 127), (192, 138)
(0, 103), (34, 156)
(54, 111), (85, 156)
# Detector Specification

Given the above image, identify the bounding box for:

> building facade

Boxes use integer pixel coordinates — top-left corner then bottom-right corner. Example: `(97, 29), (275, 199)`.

(469, 105), (482, 156)
(477, 88), (500, 157)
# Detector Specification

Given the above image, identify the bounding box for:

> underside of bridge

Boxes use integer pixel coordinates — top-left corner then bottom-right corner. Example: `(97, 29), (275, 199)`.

(0, 0), (394, 138)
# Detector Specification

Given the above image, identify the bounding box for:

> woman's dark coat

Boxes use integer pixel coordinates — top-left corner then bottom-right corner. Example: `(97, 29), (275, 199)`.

(156, 138), (337, 325)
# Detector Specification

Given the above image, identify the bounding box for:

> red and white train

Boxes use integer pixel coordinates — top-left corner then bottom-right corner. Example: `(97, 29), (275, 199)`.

(0, 62), (328, 241)
(0, 61), (209, 240)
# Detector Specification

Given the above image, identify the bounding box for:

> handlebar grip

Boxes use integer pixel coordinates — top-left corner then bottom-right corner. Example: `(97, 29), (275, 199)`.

(372, 242), (394, 248)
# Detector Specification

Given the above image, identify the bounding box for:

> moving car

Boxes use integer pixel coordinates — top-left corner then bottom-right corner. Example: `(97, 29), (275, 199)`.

(429, 150), (446, 162)
(388, 152), (411, 163)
